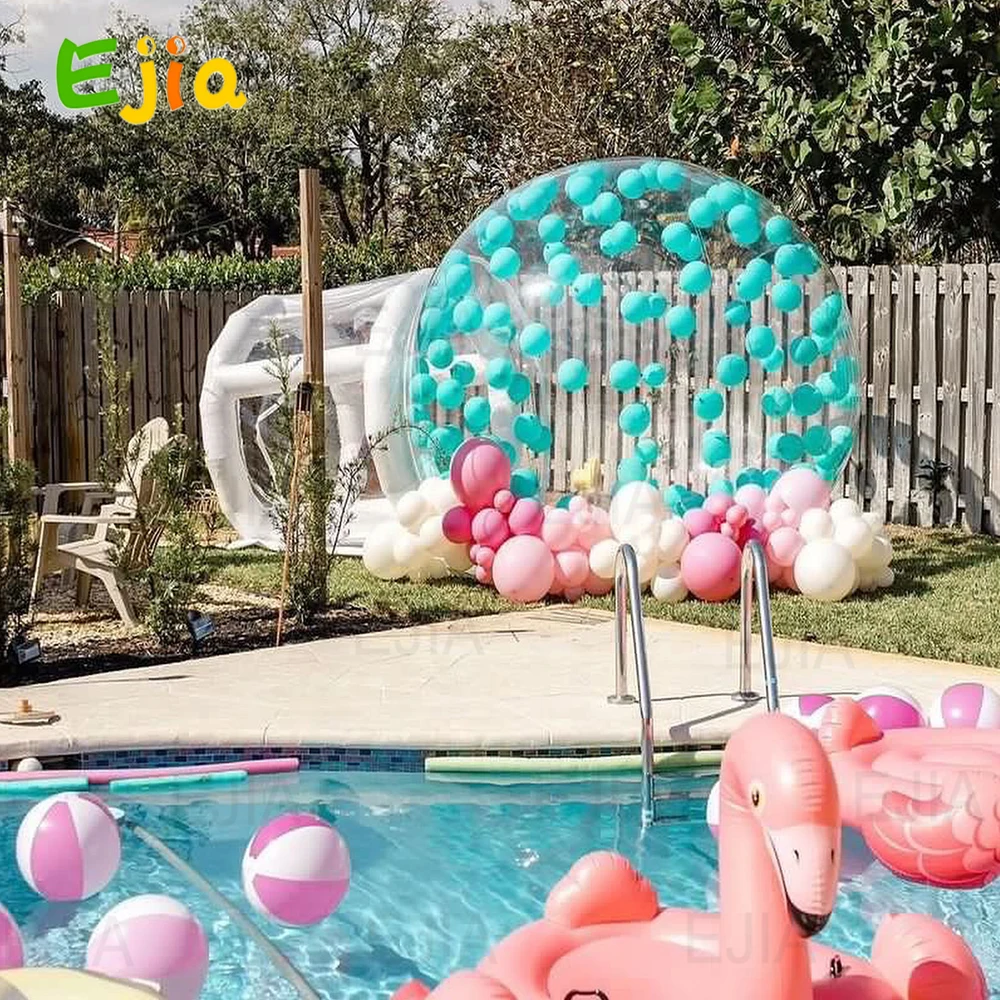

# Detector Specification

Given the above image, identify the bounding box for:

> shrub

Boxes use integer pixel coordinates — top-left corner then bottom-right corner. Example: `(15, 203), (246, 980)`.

(0, 409), (36, 662)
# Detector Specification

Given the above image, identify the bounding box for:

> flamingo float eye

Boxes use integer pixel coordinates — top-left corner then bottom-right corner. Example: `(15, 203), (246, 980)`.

(749, 782), (764, 811)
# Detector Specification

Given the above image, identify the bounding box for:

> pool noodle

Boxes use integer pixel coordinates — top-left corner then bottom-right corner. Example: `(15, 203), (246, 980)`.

(0, 777), (90, 795)
(108, 769), (249, 793)
(0, 757), (299, 784)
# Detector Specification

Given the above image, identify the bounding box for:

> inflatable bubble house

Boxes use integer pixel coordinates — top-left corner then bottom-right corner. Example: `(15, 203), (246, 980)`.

(394, 158), (860, 508)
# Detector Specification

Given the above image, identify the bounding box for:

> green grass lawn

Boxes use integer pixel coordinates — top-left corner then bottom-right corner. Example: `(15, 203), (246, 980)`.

(206, 527), (1000, 667)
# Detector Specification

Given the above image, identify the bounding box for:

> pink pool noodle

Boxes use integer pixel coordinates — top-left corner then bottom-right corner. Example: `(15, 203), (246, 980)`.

(0, 758), (300, 784)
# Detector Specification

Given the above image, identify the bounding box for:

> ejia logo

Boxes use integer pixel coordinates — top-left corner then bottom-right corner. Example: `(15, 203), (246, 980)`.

(56, 36), (247, 124)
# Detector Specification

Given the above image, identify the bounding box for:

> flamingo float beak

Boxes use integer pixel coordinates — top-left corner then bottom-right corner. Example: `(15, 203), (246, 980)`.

(767, 823), (840, 938)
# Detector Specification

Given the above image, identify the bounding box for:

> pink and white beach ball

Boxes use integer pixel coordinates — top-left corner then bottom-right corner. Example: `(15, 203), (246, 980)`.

(781, 694), (834, 730)
(16, 792), (121, 901)
(929, 683), (1000, 729)
(0, 902), (23, 970)
(242, 813), (351, 927)
(856, 686), (925, 730)
(87, 894), (209, 1000)
(705, 780), (720, 839)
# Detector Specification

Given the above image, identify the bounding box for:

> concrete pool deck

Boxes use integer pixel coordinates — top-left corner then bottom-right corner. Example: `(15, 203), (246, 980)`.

(0, 607), (994, 762)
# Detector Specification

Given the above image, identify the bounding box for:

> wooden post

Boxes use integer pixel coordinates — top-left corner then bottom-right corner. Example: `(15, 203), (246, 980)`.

(299, 168), (326, 472)
(1, 202), (31, 464)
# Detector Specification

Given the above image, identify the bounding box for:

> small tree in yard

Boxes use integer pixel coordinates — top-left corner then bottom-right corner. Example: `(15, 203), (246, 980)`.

(0, 408), (35, 662)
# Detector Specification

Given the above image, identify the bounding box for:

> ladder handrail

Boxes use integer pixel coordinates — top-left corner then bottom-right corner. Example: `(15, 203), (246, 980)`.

(734, 538), (780, 712)
(608, 543), (655, 827)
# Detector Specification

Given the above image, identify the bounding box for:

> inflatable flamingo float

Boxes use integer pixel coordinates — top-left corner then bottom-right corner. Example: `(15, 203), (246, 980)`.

(392, 714), (985, 999)
(818, 697), (1000, 889)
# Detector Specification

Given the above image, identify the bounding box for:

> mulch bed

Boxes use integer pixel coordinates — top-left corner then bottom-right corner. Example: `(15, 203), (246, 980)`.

(2, 582), (406, 688)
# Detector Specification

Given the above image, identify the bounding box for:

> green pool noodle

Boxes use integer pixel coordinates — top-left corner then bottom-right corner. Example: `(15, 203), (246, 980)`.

(109, 770), (249, 793)
(0, 777), (90, 796)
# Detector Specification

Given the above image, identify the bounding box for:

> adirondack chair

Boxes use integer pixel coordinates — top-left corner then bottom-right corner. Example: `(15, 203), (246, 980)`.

(30, 443), (172, 627)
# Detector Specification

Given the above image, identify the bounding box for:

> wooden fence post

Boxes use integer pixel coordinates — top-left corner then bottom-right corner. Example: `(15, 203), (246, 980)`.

(1, 202), (31, 464)
(299, 168), (326, 473)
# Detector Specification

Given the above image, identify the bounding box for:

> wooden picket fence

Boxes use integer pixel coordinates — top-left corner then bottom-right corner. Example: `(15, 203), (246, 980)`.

(2, 263), (999, 534)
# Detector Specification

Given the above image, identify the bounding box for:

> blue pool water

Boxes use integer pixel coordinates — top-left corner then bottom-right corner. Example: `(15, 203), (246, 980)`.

(1, 769), (999, 999)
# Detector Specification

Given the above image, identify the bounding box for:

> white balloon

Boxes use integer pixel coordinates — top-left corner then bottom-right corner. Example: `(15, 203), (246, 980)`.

(362, 522), (406, 580)
(396, 491), (429, 532)
(876, 566), (895, 589)
(635, 544), (658, 586)
(799, 508), (834, 542)
(829, 497), (861, 523)
(392, 531), (424, 573)
(861, 511), (888, 538)
(609, 482), (665, 542)
(15, 757), (42, 772)
(589, 538), (620, 580)
(657, 518), (689, 564)
(418, 514), (447, 553)
(857, 534), (893, 572)
(793, 539), (856, 602)
(652, 563), (688, 603)
(419, 476), (458, 514)
(833, 516), (874, 560)
(442, 541), (473, 573)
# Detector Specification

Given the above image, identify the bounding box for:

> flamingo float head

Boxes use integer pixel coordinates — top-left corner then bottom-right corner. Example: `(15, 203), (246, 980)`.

(721, 713), (842, 939)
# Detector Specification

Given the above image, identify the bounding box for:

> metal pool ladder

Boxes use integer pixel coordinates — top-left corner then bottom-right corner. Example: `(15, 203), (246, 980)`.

(608, 539), (781, 827)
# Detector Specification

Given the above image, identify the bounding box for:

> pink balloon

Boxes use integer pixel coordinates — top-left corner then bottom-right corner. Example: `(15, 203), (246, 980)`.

(469, 543), (480, 562)
(683, 508), (717, 538)
(493, 489), (515, 514)
(548, 578), (565, 597)
(725, 504), (748, 529)
(574, 507), (612, 549)
(475, 565), (492, 585)
(568, 495), (588, 514)
(680, 533), (742, 601)
(492, 536), (555, 603)
(585, 570), (614, 597)
(555, 548), (590, 588)
(762, 511), (782, 532)
(508, 498), (544, 536)
(773, 467), (831, 514)
(764, 491), (787, 514)
(564, 586), (585, 603)
(781, 508), (801, 527)
(442, 505), (473, 544)
(541, 508), (578, 552)
(767, 526), (804, 568)
(475, 545), (496, 570)
(472, 507), (510, 548)
(720, 523), (735, 539)
(450, 439), (512, 513)
(733, 484), (767, 519)
(703, 493), (733, 518)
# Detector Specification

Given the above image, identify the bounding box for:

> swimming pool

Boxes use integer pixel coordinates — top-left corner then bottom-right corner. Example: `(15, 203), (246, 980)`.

(1, 769), (999, 999)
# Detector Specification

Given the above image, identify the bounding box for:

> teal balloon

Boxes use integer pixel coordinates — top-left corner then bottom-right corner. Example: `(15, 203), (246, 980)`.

(661, 221), (692, 254)
(835, 387), (861, 412)
(600, 221), (638, 257)
(717, 353), (749, 387)
(765, 215), (795, 245)
(505, 374), (531, 406)
(533, 425), (553, 454)
(643, 362), (667, 389)
(709, 478), (735, 496)
(803, 425), (832, 456)
(812, 333), (837, 356)
(519, 322), (551, 357)
(616, 168), (646, 199)
(640, 161), (661, 188)
(772, 279), (803, 313)
(486, 357), (514, 389)
(410, 373), (437, 405)
(425, 284), (446, 308)
(762, 387), (793, 418)
(636, 438), (659, 464)
(513, 413), (541, 445)
(490, 247), (521, 279)
(496, 438), (518, 465)
(590, 191), (623, 225)
(679, 233), (705, 262)
(694, 388), (725, 422)
(792, 383), (824, 418)
(725, 301), (751, 326)
(768, 433), (803, 463)
(810, 292), (846, 336)
(663, 484), (686, 513)
(647, 293), (668, 319)
(816, 371), (846, 403)
(445, 263), (473, 297)
(735, 467), (766, 489)
(702, 430), (732, 468)
(426, 338), (454, 369)
(745, 324), (776, 359)
(420, 307), (446, 338)
(558, 358), (589, 393)
(510, 468), (540, 499)
(679, 260), (712, 296)
(464, 397), (491, 433)
(484, 302), (512, 330)
(744, 257), (773, 285)
(411, 419), (434, 446)
(573, 272), (604, 306)
(482, 214), (514, 251)
(431, 424), (463, 456)
(666, 304), (696, 339)
(490, 325), (516, 346)
(538, 213), (566, 243)
(617, 456), (648, 484)
(451, 361), (475, 386)
(546, 281), (566, 306)
(678, 489), (705, 513)
(619, 402), (651, 437)
(657, 161), (686, 191)
(519, 176), (559, 218)
(436, 377), (465, 411)
(609, 359), (641, 392)
(761, 346), (785, 373)
(762, 468), (781, 490)
(621, 291), (650, 324)
(544, 241), (569, 263)
(727, 204), (761, 245)
(711, 180), (745, 212)
(775, 243), (819, 279)
(556, 494), (574, 510)
(790, 336), (819, 367)
(566, 171), (601, 206)
(831, 425), (854, 450)
(453, 296), (483, 332)
(548, 252), (581, 286)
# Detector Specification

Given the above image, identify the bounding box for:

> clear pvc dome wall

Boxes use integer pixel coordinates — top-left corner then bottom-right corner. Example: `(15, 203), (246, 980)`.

(400, 158), (859, 509)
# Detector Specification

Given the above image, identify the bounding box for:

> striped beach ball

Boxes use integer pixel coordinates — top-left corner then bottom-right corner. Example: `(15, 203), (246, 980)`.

(87, 895), (209, 1000)
(242, 813), (351, 926)
(0, 902), (23, 970)
(929, 683), (1000, 729)
(705, 780), (721, 839)
(780, 694), (834, 730)
(856, 686), (925, 731)
(16, 793), (121, 901)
